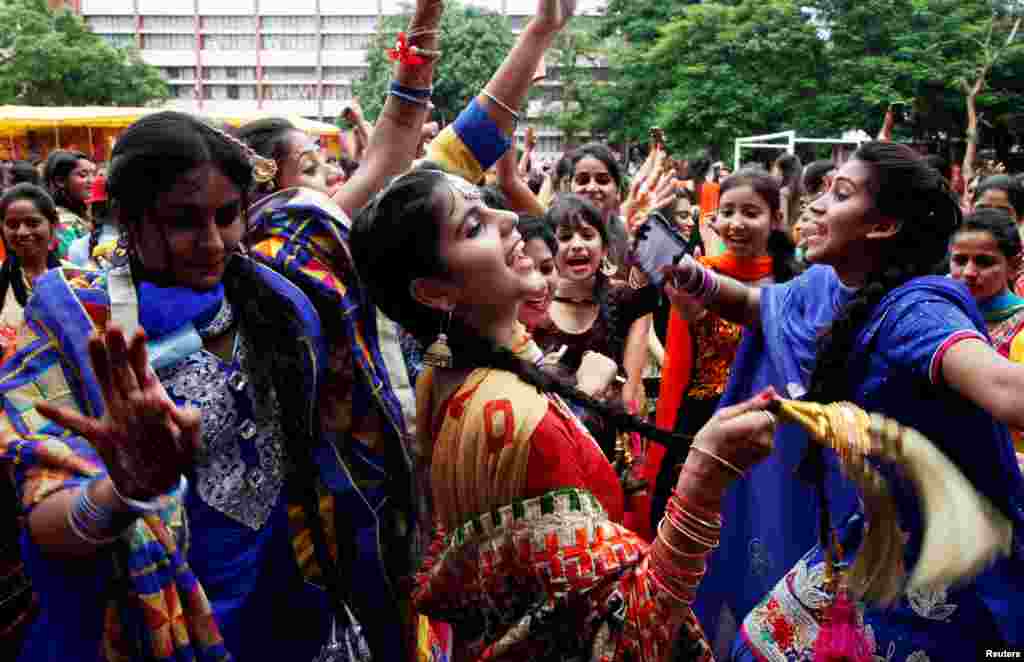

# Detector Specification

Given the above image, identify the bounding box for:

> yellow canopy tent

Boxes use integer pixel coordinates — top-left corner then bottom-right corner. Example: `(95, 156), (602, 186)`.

(0, 105), (340, 161)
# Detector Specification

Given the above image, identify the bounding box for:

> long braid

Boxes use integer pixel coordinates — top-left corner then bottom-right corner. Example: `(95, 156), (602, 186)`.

(800, 141), (963, 556)
(444, 318), (692, 448)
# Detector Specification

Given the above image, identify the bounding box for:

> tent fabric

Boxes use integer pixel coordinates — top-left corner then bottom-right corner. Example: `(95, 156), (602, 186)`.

(0, 106), (340, 136)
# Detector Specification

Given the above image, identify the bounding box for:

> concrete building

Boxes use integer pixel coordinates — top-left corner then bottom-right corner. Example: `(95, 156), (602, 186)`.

(78, 0), (607, 156)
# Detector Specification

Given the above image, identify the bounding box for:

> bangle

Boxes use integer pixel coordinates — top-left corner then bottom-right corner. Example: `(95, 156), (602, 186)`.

(481, 90), (521, 127)
(67, 479), (121, 545)
(689, 445), (745, 477)
(656, 519), (708, 559)
(389, 81), (432, 100)
(111, 475), (187, 514)
(389, 89), (431, 107)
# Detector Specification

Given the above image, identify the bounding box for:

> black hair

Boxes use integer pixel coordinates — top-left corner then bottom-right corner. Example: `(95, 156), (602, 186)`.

(0, 184), (61, 306)
(518, 215), (556, 256)
(924, 154), (950, 181)
(43, 149), (92, 217)
(802, 160), (835, 196)
(351, 170), (690, 448)
(10, 161), (40, 186)
(337, 156), (359, 179)
(802, 141), (962, 551)
(480, 184), (510, 212)
(235, 118), (299, 196)
(720, 168), (800, 283)
(975, 175), (1024, 218)
(571, 143), (623, 191)
(107, 111), (254, 282)
(555, 152), (574, 182)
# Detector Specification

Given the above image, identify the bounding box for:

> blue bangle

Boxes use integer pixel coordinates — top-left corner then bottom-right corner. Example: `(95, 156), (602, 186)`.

(389, 89), (431, 107)
(389, 81), (432, 100)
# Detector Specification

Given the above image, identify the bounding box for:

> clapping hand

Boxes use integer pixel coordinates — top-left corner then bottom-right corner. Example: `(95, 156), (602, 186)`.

(36, 326), (200, 501)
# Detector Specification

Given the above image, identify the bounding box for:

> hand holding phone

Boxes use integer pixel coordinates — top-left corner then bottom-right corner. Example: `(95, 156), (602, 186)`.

(629, 211), (691, 287)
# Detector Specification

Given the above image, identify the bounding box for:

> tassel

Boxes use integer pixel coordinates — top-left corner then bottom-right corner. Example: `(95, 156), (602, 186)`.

(813, 589), (872, 662)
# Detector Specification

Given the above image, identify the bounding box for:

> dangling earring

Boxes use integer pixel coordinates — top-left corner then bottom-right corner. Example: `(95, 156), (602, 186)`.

(423, 309), (454, 369)
(600, 255), (617, 277)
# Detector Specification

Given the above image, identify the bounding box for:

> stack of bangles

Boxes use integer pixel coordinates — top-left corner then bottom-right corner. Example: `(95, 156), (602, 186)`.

(674, 257), (720, 305)
(66, 475), (187, 546)
(649, 486), (722, 604)
(389, 81), (433, 109)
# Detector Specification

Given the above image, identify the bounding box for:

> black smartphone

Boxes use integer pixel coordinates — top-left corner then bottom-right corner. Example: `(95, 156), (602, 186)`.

(629, 211), (691, 287)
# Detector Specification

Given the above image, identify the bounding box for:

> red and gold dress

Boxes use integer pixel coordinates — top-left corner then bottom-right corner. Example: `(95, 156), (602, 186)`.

(413, 339), (713, 662)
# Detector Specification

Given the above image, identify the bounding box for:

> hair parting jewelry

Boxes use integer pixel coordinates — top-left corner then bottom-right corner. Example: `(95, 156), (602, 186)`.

(206, 123), (279, 185)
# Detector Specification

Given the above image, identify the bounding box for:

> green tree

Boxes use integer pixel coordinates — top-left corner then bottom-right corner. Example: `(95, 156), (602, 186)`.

(0, 0), (168, 106)
(353, 1), (514, 125)
(535, 21), (603, 149)
(645, 1), (826, 156)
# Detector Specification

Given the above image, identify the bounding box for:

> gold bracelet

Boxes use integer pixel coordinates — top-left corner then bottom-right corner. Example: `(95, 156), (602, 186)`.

(690, 445), (745, 477)
(657, 519), (708, 559)
(661, 516), (719, 550)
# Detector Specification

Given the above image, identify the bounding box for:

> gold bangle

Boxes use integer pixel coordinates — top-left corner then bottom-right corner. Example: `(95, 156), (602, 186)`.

(662, 515), (719, 550)
(690, 445), (745, 477)
(657, 519), (709, 558)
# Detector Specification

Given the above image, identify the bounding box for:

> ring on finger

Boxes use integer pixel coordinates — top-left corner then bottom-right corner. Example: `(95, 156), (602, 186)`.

(759, 411), (778, 430)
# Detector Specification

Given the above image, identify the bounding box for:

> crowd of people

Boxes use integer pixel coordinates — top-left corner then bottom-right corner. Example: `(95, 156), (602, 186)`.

(1, 0), (1023, 660)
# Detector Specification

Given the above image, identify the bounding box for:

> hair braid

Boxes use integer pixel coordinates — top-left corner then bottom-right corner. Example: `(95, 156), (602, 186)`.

(445, 319), (691, 448)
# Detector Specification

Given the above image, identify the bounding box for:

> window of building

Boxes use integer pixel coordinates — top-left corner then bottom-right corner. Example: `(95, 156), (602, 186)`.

(321, 34), (373, 50)
(507, 15), (529, 31)
(538, 136), (564, 154)
(321, 85), (352, 100)
(202, 15), (256, 32)
(143, 34), (195, 49)
(227, 86), (239, 100)
(322, 66), (362, 81)
(173, 84), (196, 99)
(163, 67), (196, 80)
(262, 16), (316, 33)
(261, 34), (318, 50)
(87, 15), (135, 32)
(262, 67), (317, 81)
(238, 85), (257, 100)
(142, 15), (193, 33)
(321, 15), (376, 32)
(263, 84), (310, 101)
(204, 34), (257, 50)
(98, 34), (136, 48)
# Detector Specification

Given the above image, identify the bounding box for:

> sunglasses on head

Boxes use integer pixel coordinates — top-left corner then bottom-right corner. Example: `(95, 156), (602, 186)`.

(573, 172), (613, 186)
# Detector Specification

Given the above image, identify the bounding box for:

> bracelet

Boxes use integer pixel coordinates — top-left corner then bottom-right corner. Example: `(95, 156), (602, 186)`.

(689, 445), (745, 477)
(111, 475), (187, 514)
(389, 80), (433, 100)
(656, 519), (708, 559)
(67, 479), (121, 545)
(481, 90), (521, 127)
(389, 89), (431, 107)
(669, 489), (723, 522)
(666, 501), (722, 534)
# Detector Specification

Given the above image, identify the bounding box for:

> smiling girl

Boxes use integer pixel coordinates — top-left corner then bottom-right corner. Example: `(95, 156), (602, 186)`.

(949, 208), (1024, 452)
(42, 150), (96, 259)
(0, 184), (61, 359)
(651, 169), (798, 556)
(665, 142), (1024, 661)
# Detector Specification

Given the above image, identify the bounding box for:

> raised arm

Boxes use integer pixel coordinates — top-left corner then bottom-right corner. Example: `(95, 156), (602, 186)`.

(961, 78), (983, 208)
(24, 327), (199, 560)
(496, 144), (546, 216)
(663, 255), (763, 328)
(331, 0), (442, 217)
(426, 0), (574, 184)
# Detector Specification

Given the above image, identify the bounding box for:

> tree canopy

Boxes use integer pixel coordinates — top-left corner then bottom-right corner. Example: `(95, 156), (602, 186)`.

(353, 1), (514, 125)
(581, 0), (1024, 160)
(0, 0), (169, 106)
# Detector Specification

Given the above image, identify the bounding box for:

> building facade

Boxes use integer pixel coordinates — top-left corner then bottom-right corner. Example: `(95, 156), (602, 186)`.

(78, 0), (606, 156)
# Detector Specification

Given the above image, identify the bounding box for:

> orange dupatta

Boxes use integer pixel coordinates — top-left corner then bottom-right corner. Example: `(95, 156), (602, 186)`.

(644, 253), (773, 500)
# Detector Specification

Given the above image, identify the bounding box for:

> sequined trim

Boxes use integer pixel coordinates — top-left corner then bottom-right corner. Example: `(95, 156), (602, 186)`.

(197, 296), (236, 340)
(157, 329), (285, 530)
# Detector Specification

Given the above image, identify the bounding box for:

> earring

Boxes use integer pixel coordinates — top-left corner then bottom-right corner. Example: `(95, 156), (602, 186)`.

(423, 310), (454, 369)
(601, 255), (617, 277)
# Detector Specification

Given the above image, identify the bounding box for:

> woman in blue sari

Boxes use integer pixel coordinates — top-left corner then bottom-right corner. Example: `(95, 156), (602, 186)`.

(665, 142), (1024, 660)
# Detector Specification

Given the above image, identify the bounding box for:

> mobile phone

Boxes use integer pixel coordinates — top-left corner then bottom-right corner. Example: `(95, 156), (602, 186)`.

(649, 127), (665, 148)
(629, 211), (691, 287)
